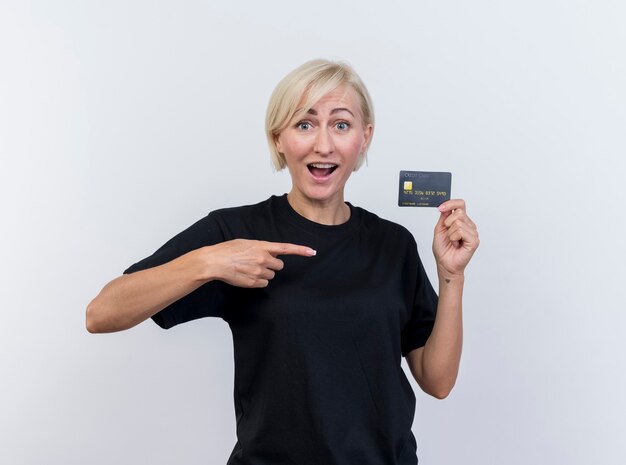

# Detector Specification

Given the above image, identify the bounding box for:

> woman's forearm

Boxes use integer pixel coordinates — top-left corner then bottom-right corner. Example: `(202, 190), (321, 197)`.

(86, 239), (313, 333)
(85, 247), (213, 333)
(419, 270), (464, 398)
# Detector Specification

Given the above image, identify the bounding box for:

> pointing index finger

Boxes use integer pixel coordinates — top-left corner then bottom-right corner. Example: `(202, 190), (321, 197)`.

(263, 242), (317, 257)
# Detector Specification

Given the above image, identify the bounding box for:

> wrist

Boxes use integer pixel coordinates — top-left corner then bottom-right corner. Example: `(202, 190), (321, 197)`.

(183, 246), (221, 283)
(437, 266), (465, 285)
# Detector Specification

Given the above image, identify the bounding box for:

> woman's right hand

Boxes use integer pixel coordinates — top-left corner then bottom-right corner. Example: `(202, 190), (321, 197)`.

(206, 239), (316, 288)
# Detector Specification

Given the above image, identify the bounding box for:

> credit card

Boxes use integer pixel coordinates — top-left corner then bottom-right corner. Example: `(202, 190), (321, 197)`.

(398, 171), (451, 207)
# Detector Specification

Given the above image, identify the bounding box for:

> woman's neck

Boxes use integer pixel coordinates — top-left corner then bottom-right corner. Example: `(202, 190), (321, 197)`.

(287, 190), (351, 226)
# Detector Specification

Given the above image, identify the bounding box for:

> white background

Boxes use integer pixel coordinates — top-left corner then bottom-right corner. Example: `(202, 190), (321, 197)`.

(1, 1), (624, 464)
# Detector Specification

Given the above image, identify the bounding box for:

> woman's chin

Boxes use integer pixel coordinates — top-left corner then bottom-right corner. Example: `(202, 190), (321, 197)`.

(293, 185), (343, 204)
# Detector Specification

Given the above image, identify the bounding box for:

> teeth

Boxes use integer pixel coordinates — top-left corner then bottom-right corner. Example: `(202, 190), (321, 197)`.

(309, 163), (337, 168)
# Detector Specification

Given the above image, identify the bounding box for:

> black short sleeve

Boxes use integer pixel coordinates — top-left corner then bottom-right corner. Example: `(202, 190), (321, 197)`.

(123, 212), (229, 328)
(400, 246), (438, 357)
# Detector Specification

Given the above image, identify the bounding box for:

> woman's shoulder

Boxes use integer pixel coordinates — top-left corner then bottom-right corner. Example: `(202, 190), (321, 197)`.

(209, 195), (278, 219)
(204, 196), (284, 238)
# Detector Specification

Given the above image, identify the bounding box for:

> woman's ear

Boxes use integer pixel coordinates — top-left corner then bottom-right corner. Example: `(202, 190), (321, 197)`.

(361, 124), (373, 152)
(274, 133), (283, 154)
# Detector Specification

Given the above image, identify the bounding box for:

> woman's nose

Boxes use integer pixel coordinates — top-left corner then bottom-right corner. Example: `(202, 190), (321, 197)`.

(314, 127), (335, 155)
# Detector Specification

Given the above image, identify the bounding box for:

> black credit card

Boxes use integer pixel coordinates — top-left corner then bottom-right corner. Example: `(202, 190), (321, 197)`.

(398, 171), (451, 207)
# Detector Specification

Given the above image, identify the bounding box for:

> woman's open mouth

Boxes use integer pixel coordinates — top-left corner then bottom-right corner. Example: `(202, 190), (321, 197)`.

(307, 163), (338, 179)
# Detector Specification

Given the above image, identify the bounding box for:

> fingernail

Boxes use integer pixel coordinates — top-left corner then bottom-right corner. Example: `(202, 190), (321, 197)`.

(307, 248), (317, 256)
(438, 205), (445, 212)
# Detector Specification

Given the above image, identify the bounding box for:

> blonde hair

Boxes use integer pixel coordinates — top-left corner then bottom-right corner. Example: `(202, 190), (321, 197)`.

(265, 59), (375, 171)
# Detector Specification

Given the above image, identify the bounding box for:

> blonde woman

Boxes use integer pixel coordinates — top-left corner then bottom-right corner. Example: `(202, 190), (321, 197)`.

(86, 59), (479, 464)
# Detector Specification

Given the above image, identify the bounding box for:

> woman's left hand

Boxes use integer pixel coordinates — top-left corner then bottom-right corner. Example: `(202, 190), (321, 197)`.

(432, 199), (480, 277)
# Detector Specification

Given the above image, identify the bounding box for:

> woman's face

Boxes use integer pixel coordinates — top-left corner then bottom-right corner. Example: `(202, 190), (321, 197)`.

(276, 85), (373, 206)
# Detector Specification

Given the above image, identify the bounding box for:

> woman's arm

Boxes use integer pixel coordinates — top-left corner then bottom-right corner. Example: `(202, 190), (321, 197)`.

(86, 247), (211, 333)
(405, 199), (479, 399)
(86, 240), (315, 333)
(406, 272), (464, 399)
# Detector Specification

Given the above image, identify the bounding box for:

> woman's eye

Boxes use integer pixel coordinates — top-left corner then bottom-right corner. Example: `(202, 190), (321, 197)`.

(336, 122), (350, 131)
(297, 122), (312, 130)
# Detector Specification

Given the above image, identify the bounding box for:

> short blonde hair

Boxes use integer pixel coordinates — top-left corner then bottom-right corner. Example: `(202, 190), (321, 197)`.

(265, 59), (375, 171)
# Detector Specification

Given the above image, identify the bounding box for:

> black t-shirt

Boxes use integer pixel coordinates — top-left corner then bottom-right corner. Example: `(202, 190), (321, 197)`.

(124, 194), (438, 465)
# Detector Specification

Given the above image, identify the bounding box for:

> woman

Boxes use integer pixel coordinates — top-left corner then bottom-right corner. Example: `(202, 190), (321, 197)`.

(86, 59), (479, 465)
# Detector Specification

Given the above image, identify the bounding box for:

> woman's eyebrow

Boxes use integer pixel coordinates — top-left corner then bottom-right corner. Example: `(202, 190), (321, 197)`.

(306, 107), (355, 117)
(331, 107), (355, 116)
